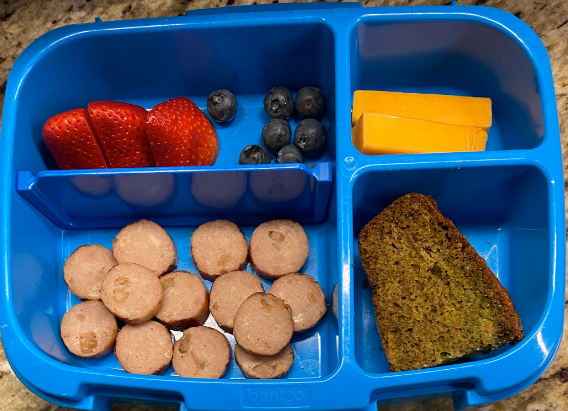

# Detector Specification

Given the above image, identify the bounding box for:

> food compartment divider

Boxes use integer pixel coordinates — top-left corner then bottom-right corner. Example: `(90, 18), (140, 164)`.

(16, 164), (333, 228)
(0, 4), (564, 411)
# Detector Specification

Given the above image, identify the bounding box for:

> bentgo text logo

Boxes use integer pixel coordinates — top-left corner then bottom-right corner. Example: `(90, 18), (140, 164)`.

(242, 386), (311, 407)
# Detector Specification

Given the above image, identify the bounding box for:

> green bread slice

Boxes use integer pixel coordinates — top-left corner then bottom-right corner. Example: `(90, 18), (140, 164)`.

(358, 193), (523, 372)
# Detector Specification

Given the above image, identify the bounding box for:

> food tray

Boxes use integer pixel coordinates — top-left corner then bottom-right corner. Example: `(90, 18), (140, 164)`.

(0, 2), (564, 410)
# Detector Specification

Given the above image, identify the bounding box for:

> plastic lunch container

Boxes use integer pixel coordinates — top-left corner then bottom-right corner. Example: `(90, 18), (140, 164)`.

(0, 2), (564, 410)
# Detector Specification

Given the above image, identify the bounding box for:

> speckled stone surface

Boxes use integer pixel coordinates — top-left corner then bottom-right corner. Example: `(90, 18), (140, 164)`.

(0, 0), (567, 410)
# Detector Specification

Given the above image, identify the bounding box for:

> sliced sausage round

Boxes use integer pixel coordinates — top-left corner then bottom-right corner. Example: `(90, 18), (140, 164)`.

(233, 293), (294, 356)
(268, 273), (327, 333)
(64, 244), (117, 300)
(235, 343), (294, 379)
(156, 271), (209, 330)
(190, 220), (248, 281)
(115, 321), (173, 375)
(112, 219), (177, 276)
(101, 263), (163, 324)
(249, 220), (308, 280)
(209, 271), (264, 332)
(173, 326), (230, 379)
(60, 300), (118, 358)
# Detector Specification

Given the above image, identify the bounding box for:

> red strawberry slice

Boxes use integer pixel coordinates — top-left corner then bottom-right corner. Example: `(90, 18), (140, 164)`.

(42, 108), (109, 170)
(88, 100), (155, 168)
(147, 97), (219, 167)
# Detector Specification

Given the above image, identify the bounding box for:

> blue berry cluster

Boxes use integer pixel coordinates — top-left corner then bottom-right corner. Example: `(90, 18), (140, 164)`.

(207, 87), (328, 165)
(241, 86), (327, 165)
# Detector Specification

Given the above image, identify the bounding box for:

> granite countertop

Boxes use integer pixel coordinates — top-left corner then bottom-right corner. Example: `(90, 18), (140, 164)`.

(0, 0), (566, 410)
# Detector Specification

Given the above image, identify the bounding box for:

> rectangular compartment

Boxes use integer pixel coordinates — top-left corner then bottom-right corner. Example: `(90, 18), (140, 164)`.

(16, 20), (335, 174)
(352, 164), (551, 374)
(349, 17), (545, 152)
(8, 188), (340, 409)
(25, 219), (338, 379)
(11, 15), (336, 229)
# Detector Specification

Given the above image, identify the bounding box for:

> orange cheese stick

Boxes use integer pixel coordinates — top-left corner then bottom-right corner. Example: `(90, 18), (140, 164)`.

(352, 90), (492, 130)
(352, 111), (488, 155)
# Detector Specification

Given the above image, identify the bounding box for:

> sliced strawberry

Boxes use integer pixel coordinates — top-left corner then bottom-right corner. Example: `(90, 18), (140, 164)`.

(147, 97), (219, 167)
(88, 100), (155, 168)
(42, 108), (109, 170)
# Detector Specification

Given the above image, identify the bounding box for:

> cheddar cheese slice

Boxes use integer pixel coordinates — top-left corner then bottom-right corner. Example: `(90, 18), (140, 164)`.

(352, 90), (492, 130)
(352, 111), (488, 155)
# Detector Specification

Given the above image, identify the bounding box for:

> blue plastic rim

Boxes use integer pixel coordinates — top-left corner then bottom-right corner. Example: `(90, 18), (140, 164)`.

(0, 3), (564, 411)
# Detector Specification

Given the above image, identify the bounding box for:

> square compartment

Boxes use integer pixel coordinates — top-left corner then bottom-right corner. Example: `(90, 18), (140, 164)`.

(351, 164), (550, 374)
(350, 18), (545, 151)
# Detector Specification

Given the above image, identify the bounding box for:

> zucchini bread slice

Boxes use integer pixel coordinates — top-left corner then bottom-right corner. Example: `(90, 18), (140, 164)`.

(358, 193), (523, 372)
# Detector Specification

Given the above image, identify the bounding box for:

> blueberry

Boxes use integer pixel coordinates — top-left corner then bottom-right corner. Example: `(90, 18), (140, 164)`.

(262, 119), (292, 153)
(263, 86), (294, 119)
(294, 86), (326, 120)
(276, 145), (304, 164)
(207, 89), (237, 122)
(294, 119), (327, 157)
(239, 145), (270, 165)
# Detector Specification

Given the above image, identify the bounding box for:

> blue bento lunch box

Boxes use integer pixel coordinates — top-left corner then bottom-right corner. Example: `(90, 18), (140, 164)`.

(0, 2), (564, 410)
